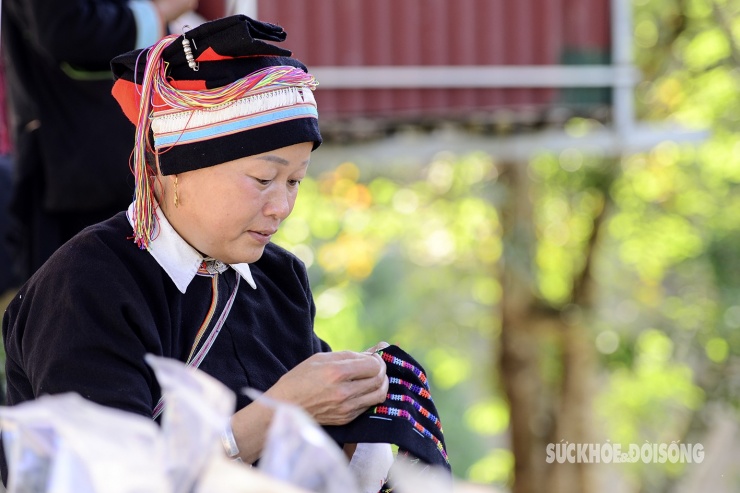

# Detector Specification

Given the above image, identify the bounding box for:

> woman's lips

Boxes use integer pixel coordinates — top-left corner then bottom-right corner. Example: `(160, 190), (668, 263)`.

(248, 229), (276, 244)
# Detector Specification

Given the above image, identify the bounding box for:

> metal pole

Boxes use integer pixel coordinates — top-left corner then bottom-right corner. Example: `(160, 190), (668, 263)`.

(229, 0), (258, 17)
(611, 0), (635, 139)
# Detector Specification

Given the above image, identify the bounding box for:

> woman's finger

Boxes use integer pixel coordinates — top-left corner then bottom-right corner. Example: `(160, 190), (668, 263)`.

(363, 341), (390, 354)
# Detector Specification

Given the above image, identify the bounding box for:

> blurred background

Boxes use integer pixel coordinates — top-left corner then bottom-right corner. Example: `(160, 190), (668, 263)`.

(3, 0), (740, 492)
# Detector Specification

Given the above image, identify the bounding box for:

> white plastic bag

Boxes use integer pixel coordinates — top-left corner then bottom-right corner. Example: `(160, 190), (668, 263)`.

(145, 354), (236, 493)
(1, 418), (57, 493)
(196, 454), (310, 493)
(1, 358), (368, 493)
(348, 443), (394, 493)
(249, 389), (361, 493)
(0, 393), (168, 493)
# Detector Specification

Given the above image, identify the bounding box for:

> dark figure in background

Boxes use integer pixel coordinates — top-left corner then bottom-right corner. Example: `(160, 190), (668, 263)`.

(0, 156), (15, 296)
(0, 59), (19, 295)
(1, 0), (197, 283)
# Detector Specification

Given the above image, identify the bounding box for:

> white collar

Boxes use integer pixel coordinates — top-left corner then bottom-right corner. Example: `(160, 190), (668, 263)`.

(126, 203), (257, 294)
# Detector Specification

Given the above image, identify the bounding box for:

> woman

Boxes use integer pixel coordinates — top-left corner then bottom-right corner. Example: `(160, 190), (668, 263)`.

(1, 14), (389, 480)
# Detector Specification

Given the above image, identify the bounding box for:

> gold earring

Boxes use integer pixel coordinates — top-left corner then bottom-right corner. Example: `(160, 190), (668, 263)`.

(174, 175), (180, 208)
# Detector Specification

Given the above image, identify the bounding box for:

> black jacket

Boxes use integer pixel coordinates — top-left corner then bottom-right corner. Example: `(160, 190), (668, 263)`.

(2, 212), (330, 481)
(1, 0), (139, 211)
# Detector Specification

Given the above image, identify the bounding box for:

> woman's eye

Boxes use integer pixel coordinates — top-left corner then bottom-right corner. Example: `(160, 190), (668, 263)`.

(254, 178), (272, 186)
(288, 179), (302, 187)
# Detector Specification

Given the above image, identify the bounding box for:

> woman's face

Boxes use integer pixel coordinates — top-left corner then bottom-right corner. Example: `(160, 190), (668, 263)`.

(159, 142), (313, 264)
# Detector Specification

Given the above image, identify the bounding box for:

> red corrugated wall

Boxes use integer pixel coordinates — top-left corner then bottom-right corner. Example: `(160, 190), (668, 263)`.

(257, 0), (611, 121)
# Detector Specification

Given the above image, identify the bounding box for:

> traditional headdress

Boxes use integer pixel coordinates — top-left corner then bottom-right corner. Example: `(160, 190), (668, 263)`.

(110, 15), (321, 249)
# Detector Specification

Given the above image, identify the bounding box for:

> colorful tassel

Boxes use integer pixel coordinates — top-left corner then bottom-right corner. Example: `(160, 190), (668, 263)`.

(129, 34), (318, 250)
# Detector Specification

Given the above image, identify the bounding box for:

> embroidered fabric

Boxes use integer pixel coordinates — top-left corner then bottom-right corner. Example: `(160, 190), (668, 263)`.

(324, 345), (451, 474)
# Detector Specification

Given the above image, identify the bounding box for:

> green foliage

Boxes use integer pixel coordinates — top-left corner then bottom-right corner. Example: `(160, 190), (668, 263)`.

(529, 151), (611, 305)
(271, 0), (740, 488)
(595, 330), (705, 485)
(589, 0), (740, 488)
(464, 398), (510, 436)
(467, 449), (514, 484)
(274, 152), (504, 478)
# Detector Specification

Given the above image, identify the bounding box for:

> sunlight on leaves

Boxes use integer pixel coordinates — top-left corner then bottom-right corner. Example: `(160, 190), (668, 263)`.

(683, 27), (730, 72)
(705, 337), (729, 363)
(426, 348), (473, 390)
(464, 398), (510, 436)
(467, 449), (513, 485)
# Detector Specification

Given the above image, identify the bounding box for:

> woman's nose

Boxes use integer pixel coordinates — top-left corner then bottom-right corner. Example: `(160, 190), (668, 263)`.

(264, 185), (292, 219)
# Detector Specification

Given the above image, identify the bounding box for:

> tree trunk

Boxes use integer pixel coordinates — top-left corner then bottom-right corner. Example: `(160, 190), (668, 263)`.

(498, 160), (546, 493)
(498, 160), (609, 493)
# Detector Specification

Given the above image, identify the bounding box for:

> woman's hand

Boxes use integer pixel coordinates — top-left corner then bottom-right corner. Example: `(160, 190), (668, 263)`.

(265, 350), (389, 426)
(363, 341), (390, 354)
(230, 346), (391, 463)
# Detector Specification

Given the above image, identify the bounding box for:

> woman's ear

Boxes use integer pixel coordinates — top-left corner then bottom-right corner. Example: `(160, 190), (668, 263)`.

(147, 147), (171, 206)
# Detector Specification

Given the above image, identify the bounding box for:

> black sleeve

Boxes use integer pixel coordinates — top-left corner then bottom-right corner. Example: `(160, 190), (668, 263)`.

(3, 236), (162, 418)
(14, 0), (142, 66)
